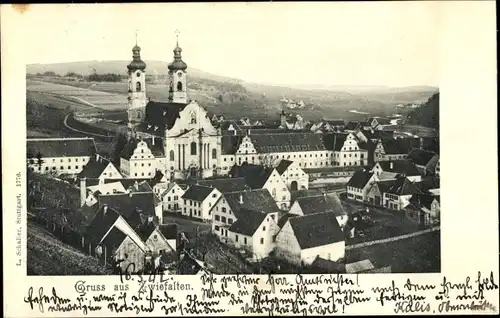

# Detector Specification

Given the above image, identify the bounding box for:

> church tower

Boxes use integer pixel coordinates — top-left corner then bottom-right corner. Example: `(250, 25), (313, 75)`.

(127, 36), (147, 129)
(167, 34), (188, 104)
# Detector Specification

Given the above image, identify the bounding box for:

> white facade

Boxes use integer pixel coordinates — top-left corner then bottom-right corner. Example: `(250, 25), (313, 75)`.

(262, 169), (291, 210)
(28, 155), (91, 175)
(121, 140), (157, 179)
(161, 183), (186, 213)
(346, 173), (379, 202)
(371, 163), (422, 182)
(277, 161), (309, 191)
(168, 70), (187, 104)
(127, 68), (147, 124)
(181, 187), (221, 222)
(288, 202), (348, 229)
(164, 102), (221, 180)
(374, 141), (407, 162)
(227, 214), (280, 260)
(334, 133), (368, 167)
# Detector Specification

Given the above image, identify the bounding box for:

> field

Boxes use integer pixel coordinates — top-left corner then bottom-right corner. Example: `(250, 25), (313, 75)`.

(346, 230), (441, 273)
(27, 221), (112, 275)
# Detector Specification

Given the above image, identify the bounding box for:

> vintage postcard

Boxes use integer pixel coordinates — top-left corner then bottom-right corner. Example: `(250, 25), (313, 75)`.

(2, 2), (498, 317)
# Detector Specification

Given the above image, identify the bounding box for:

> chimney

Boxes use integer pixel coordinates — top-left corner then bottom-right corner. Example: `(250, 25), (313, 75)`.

(248, 129), (251, 136)
(390, 161), (394, 170)
(134, 181), (139, 190)
(152, 136), (155, 146)
(239, 193), (244, 204)
(103, 204), (108, 215)
(419, 137), (424, 150)
(80, 178), (87, 207)
(129, 191), (133, 198)
(233, 129), (237, 136)
(95, 153), (100, 162)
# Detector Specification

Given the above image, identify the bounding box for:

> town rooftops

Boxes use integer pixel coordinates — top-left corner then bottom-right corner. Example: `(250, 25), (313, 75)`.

(275, 159), (294, 175)
(249, 133), (326, 153)
(223, 189), (279, 218)
(159, 224), (178, 240)
(379, 139), (409, 155)
(196, 177), (250, 193)
(27, 137), (97, 159)
(415, 176), (440, 193)
(98, 192), (156, 226)
(85, 205), (122, 244)
(407, 148), (438, 166)
(120, 138), (164, 160)
(221, 135), (245, 154)
(288, 212), (345, 250)
(347, 170), (375, 189)
(228, 209), (268, 236)
(322, 133), (348, 151)
(344, 121), (360, 131)
(385, 177), (421, 196)
(311, 256), (345, 273)
(77, 154), (114, 179)
(377, 159), (421, 176)
(409, 194), (437, 210)
(294, 193), (346, 217)
(345, 259), (375, 274)
(99, 226), (127, 251)
(373, 117), (391, 125)
(229, 163), (274, 189)
(181, 185), (216, 202)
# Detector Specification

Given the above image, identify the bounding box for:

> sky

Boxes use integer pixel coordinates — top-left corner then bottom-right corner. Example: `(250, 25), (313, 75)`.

(18, 3), (439, 87)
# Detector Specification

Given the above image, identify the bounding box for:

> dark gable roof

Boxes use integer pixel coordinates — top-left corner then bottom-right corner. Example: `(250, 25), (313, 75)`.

(378, 160), (420, 176)
(77, 155), (111, 179)
(380, 139), (407, 155)
(295, 193), (346, 217)
(347, 170), (374, 188)
(326, 120), (345, 126)
(385, 177), (421, 195)
(85, 205), (121, 243)
(409, 194), (436, 210)
(135, 222), (157, 241)
(278, 213), (300, 228)
(228, 209), (268, 236)
(142, 101), (188, 134)
(224, 189), (279, 218)
(221, 135), (244, 155)
(275, 159), (294, 174)
(229, 163), (274, 189)
(98, 192), (156, 225)
(100, 226), (127, 251)
(27, 137), (97, 158)
(197, 178), (250, 193)
(322, 133), (348, 151)
(181, 185), (215, 202)
(311, 256), (345, 273)
(407, 148), (437, 166)
(375, 117), (391, 125)
(249, 133), (326, 153)
(288, 212), (344, 249)
(344, 121), (360, 131)
(120, 138), (164, 160)
(129, 180), (153, 193)
(415, 176), (440, 193)
(103, 178), (152, 190)
(375, 179), (396, 194)
(159, 224), (178, 240)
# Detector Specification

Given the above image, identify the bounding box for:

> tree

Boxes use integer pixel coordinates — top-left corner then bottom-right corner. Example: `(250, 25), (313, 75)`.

(217, 94), (224, 103)
(111, 132), (128, 165)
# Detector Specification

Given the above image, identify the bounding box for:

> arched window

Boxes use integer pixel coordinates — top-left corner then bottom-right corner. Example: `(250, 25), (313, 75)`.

(190, 142), (197, 155)
(177, 81), (183, 91)
(212, 149), (217, 159)
(136, 82), (141, 92)
(137, 110), (142, 120)
(169, 150), (175, 161)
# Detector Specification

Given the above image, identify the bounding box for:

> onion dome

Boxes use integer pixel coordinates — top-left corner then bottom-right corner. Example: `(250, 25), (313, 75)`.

(168, 42), (187, 71)
(127, 45), (146, 72)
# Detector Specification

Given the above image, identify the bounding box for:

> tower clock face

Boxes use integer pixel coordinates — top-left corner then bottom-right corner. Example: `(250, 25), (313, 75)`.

(177, 72), (183, 78)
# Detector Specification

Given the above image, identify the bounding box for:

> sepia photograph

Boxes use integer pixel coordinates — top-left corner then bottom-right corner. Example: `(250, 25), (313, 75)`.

(24, 3), (441, 276)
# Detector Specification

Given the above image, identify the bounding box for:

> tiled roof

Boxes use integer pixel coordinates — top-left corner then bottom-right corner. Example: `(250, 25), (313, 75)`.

(409, 194), (436, 210)
(322, 133), (348, 151)
(228, 163), (274, 189)
(415, 176), (440, 193)
(159, 224), (178, 240)
(347, 170), (374, 189)
(375, 179), (396, 194)
(228, 209), (267, 236)
(326, 120), (345, 126)
(385, 177), (421, 195)
(288, 212), (344, 249)
(374, 118), (391, 125)
(311, 256), (345, 273)
(277, 213), (299, 228)
(98, 192), (156, 225)
(249, 133), (326, 153)
(77, 154), (111, 179)
(290, 189), (324, 205)
(120, 138), (164, 160)
(99, 226), (127, 252)
(344, 121), (360, 131)
(345, 259), (375, 273)
(378, 160), (420, 176)
(275, 159), (294, 175)
(129, 180), (154, 193)
(407, 148), (437, 166)
(27, 137), (97, 159)
(103, 178), (152, 190)
(224, 189), (279, 218)
(135, 222), (157, 241)
(142, 101), (188, 134)
(295, 193), (346, 217)
(380, 139), (407, 155)
(181, 185), (215, 202)
(197, 178), (250, 193)
(221, 135), (244, 155)
(85, 205), (121, 244)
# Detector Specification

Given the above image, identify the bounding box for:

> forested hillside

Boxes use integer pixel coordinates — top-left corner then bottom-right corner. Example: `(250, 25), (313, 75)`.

(406, 93), (439, 130)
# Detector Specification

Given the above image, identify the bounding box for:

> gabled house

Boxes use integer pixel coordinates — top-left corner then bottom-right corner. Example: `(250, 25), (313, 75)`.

(227, 209), (281, 260)
(98, 192), (162, 225)
(371, 159), (422, 182)
(383, 176), (422, 210)
(374, 139), (409, 162)
(77, 153), (122, 183)
(229, 163), (291, 209)
(135, 222), (176, 258)
(344, 121), (361, 133)
(288, 193), (347, 229)
(415, 176), (440, 196)
(275, 159), (309, 191)
(79, 177), (128, 207)
(210, 189), (280, 240)
(346, 169), (379, 202)
(196, 177), (250, 193)
(368, 117), (391, 129)
(406, 148), (440, 176)
(366, 180), (395, 206)
(323, 133), (368, 167)
(120, 139), (162, 179)
(160, 182), (187, 214)
(177, 252), (211, 275)
(275, 212), (345, 266)
(405, 194), (440, 226)
(85, 205), (147, 272)
(181, 185), (222, 221)
(159, 224), (178, 252)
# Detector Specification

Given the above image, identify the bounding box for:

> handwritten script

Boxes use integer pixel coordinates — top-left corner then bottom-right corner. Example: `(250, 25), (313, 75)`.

(23, 271), (498, 315)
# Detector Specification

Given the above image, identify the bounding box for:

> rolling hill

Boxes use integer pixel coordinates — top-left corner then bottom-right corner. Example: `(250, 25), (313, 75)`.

(26, 61), (438, 121)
